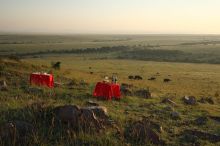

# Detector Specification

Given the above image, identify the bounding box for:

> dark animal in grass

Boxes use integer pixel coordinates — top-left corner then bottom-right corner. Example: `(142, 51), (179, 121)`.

(148, 77), (156, 81)
(164, 78), (171, 82)
(0, 121), (35, 145)
(134, 75), (143, 80)
(90, 72), (93, 74)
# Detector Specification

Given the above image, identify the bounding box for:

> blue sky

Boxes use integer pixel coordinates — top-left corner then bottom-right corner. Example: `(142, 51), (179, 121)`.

(0, 0), (220, 34)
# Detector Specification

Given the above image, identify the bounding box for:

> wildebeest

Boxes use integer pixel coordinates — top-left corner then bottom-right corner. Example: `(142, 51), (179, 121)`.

(148, 77), (156, 81)
(128, 75), (134, 80)
(163, 78), (171, 82)
(134, 75), (143, 80)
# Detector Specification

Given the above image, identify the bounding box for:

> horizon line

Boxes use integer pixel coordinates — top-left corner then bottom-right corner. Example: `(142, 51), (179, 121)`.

(1, 32), (220, 36)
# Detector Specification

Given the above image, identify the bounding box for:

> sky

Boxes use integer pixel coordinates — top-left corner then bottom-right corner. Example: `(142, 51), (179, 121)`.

(0, 0), (220, 34)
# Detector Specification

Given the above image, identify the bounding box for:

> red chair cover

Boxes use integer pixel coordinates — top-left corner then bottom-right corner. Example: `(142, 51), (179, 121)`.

(93, 82), (121, 100)
(30, 73), (54, 88)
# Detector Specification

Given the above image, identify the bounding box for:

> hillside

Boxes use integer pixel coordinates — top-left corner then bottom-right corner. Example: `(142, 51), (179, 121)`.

(0, 57), (220, 145)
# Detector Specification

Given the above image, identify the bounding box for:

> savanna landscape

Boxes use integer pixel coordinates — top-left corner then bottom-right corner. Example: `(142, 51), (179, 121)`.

(1, 0), (220, 146)
(1, 35), (220, 146)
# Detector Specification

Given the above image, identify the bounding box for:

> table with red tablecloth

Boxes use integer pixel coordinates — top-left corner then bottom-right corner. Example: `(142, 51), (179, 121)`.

(93, 82), (121, 100)
(30, 73), (54, 88)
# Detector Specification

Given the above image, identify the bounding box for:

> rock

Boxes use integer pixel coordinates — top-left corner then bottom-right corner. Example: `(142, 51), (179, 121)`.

(198, 97), (214, 104)
(171, 111), (181, 120)
(135, 89), (151, 98)
(164, 78), (171, 82)
(80, 108), (103, 130)
(121, 83), (133, 89)
(162, 98), (177, 106)
(67, 79), (78, 86)
(125, 118), (165, 145)
(164, 106), (174, 112)
(83, 106), (108, 119)
(54, 105), (109, 132)
(26, 87), (44, 94)
(121, 88), (132, 96)
(79, 80), (89, 86)
(86, 100), (99, 106)
(148, 77), (156, 81)
(209, 116), (220, 122)
(0, 121), (34, 143)
(195, 116), (208, 125)
(182, 129), (220, 143)
(54, 82), (63, 87)
(0, 80), (7, 91)
(54, 105), (81, 125)
(183, 96), (197, 105)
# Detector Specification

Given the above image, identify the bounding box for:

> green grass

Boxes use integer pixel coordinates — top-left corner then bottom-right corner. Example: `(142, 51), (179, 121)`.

(1, 34), (220, 145)
(0, 57), (220, 145)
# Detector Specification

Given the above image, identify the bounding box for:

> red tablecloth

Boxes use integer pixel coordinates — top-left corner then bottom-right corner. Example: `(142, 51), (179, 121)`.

(30, 73), (54, 88)
(93, 82), (121, 100)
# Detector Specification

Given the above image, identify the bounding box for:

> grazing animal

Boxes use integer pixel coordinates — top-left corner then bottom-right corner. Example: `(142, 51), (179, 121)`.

(128, 75), (134, 80)
(134, 75), (143, 80)
(163, 78), (171, 82)
(148, 77), (156, 81)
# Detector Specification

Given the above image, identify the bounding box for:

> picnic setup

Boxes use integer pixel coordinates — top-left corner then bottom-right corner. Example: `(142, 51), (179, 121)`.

(30, 73), (121, 100)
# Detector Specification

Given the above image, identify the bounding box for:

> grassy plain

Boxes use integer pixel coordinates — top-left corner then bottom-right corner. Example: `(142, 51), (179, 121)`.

(1, 34), (220, 54)
(0, 35), (220, 145)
